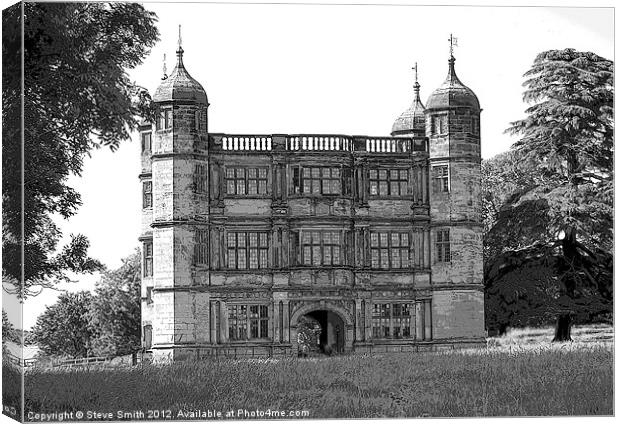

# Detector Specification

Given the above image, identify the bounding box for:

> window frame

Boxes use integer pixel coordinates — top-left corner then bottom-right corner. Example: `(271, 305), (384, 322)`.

(228, 304), (269, 341)
(430, 114), (448, 135)
(141, 132), (152, 153)
(299, 230), (343, 267)
(369, 168), (409, 197)
(156, 108), (173, 131)
(194, 229), (208, 266)
(370, 231), (411, 269)
(142, 181), (152, 209)
(143, 241), (153, 277)
(371, 302), (412, 340)
(225, 167), (269, 196)
(194, 163), (208, 194)
(226, 231), (269, 270)
(432, 164), (450, 193)
(435, 229), (451, 263)
(291, 166), (344, 196)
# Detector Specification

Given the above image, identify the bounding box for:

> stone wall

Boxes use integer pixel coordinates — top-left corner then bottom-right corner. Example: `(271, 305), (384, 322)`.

(431, 289), (485, 339)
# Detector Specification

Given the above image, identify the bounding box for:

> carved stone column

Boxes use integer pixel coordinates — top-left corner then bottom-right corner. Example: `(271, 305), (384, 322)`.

(283, 300), (291, 342)
(355, 299), (363, 341)
(365, 299), (372, 341)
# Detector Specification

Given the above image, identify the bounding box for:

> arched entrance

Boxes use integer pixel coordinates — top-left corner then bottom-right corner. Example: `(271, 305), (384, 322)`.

(291, 302), (354, 355)
(300, 310), (345, 354)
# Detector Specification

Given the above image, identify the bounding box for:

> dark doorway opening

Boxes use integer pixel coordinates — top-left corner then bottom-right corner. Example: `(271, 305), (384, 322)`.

(300, 310), (345, 355)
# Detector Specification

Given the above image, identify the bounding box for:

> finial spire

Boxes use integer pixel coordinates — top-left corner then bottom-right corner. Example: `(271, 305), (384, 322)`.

(162, 54), (168, 80)
(449, 33), (458, 58)
(411, 61), (420, 99)
(176, 24), (184, 66)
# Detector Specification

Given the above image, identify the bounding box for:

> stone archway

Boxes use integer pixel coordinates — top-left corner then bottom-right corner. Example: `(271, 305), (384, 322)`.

(290, 302), (354, 354)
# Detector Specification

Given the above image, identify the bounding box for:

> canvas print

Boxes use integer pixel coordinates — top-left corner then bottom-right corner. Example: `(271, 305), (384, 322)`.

(2, 0), (614, 421)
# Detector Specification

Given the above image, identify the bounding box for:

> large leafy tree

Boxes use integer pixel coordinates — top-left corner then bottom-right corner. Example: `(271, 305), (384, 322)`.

(507, 48), (613, 250)
(487, 49), (613, 341)
(30, 291), (95, 358)
(88, 251), (142, 357)
(2, 3), (159, 298)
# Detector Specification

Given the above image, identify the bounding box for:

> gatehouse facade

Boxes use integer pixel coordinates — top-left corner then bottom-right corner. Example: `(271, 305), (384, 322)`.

(139, 38), (485, 361)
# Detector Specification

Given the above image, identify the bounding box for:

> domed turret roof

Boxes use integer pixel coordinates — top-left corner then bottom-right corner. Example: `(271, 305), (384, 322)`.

(426, 56), (479, 110)
(391, 81), (426, 136)
(153, 45), (207, 104)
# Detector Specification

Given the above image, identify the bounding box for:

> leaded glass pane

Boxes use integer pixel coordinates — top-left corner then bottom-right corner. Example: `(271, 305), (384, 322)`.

(312, 247), (321, 265)
(333, 248), (340, 264)
(371, 250), (379, 268)
(236, 180), (245, 195)
(237, 250), (246, 268)
(248, 180), (257, 194)
(370, 181), (378, 195)
(249, 250), (258, 268)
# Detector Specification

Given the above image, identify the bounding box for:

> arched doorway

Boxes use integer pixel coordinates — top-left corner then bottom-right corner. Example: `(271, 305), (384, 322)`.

(301, 310), (345, 354)
(291, 303), (352, 355)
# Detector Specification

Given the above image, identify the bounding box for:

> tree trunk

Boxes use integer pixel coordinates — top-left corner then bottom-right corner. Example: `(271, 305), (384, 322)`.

(552, 313), (572, 342)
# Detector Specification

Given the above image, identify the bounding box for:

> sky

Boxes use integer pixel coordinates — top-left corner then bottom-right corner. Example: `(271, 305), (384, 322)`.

(11, 1), (614, 330)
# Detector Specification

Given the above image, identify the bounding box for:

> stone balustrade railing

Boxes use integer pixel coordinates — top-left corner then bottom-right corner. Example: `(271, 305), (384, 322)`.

(209, 133), (427, 153)
(220, 135), (273, 151)
(287, 135), (352, 151)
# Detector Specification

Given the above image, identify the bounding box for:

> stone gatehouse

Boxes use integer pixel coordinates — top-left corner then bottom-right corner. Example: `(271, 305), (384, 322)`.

(139, 38), (484, 361)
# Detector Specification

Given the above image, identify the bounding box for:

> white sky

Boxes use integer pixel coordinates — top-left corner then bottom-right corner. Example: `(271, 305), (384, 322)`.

(13, 1), (614, 329)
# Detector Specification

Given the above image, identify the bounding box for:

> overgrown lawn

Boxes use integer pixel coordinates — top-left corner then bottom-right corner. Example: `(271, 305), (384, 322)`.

(21, 345), (613, 418)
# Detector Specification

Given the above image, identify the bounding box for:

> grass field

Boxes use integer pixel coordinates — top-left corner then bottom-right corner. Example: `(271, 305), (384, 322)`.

(4, 324), (614, 419)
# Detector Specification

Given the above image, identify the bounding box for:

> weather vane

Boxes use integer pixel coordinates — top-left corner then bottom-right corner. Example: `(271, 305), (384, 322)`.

(412, 62), (418, 84)
(178, 24), (182, 48)
(449, 33), (458, 57)
(162, 53), (168, 80)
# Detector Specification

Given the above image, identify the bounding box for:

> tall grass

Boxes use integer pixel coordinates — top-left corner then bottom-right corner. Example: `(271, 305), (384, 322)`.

(22, 347), (613, 418)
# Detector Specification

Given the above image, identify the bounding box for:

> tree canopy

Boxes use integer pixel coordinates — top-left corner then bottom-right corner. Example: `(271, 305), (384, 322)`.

(31, 291), (95, 357)
(2, 3), (159, 298)
(484, 49), (613, 339)
(30, 251), (142, 358)
(506, 48), (613, 250)
(87, 251), (142, 357)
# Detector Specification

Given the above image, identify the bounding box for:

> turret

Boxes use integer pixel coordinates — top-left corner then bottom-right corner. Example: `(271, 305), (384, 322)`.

(142, 27), (210, 361)
(391, 63), (426, 138)
(424, 36), (484, 343)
